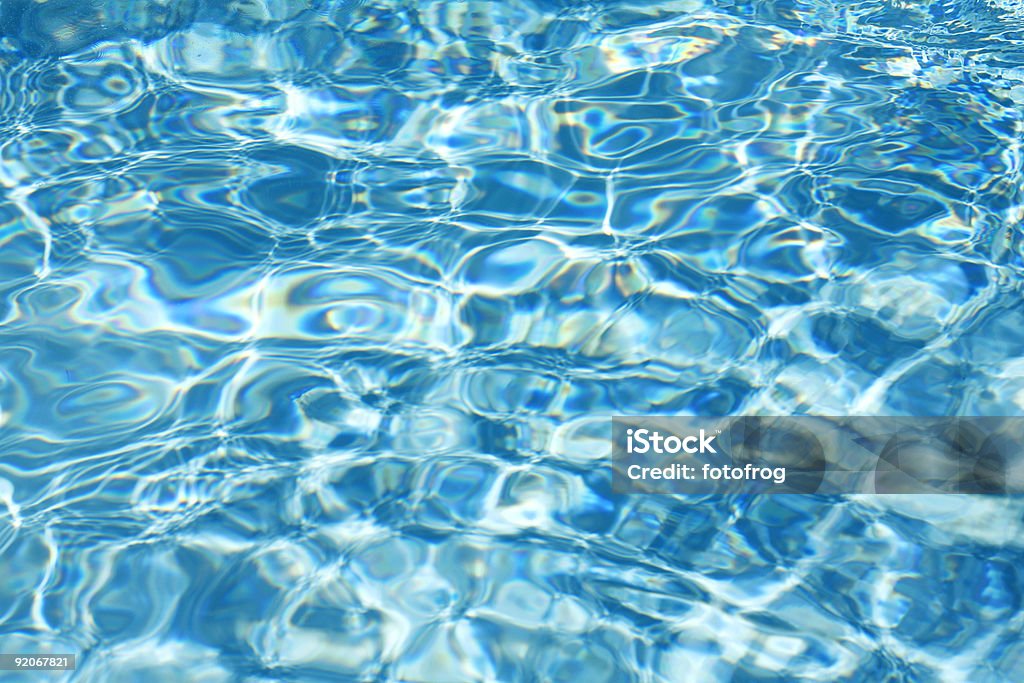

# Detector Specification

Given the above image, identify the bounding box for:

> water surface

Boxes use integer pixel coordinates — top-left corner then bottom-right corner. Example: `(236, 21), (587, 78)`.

(1, 0), (1024, 680)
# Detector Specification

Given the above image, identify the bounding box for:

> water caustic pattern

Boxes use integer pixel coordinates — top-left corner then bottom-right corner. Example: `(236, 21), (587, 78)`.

(1, 0), (1024, 680)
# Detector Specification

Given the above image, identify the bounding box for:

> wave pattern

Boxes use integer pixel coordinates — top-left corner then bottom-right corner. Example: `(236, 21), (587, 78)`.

(2, 0), (1024, 680)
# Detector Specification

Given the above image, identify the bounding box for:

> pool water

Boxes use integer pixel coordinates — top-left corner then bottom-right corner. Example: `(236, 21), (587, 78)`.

(1, 0), (1024, 680)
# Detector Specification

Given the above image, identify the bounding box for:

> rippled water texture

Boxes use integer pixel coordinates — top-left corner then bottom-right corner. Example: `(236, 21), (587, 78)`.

(2, 0), (1024, 680)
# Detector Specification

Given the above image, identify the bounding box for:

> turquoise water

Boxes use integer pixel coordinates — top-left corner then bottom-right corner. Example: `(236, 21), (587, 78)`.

(2, 0), (1024, 680)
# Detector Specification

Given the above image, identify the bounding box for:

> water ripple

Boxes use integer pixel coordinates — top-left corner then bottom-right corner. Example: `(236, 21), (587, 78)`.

(2, 0), (1024, 681)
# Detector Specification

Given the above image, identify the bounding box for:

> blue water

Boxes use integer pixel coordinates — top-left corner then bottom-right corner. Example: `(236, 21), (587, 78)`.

(1, 0), (1024, 680)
